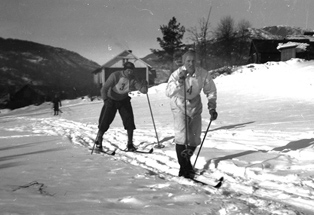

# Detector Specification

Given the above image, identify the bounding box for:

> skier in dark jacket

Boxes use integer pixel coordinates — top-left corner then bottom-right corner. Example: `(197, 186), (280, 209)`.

(95, 62), (148, 152)
(52, 95), (62, 116)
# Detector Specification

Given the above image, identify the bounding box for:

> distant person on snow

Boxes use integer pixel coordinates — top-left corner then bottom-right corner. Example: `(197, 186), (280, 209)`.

(165, 50), (218, 179)
(95, 62), (148, 152)
(52, 94), (62, 116)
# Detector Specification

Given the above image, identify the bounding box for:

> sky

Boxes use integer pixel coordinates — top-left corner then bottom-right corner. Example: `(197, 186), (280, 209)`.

(1, 0), (314, 65)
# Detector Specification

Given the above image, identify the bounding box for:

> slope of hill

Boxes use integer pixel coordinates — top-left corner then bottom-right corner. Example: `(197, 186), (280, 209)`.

(247, 27), (283, 39)
(0, 37), (100, 101)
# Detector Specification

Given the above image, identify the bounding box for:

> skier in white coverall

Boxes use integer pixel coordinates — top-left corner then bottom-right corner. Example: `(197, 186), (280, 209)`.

(166, 50), (218, 179)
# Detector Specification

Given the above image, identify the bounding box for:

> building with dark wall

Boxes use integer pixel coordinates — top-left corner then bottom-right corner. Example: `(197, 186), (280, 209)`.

(249, 34), (314, 63)
(7, 84), (45, 109)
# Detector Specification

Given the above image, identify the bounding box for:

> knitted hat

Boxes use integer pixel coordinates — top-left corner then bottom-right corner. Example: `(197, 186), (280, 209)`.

(124, 62), (135, 69)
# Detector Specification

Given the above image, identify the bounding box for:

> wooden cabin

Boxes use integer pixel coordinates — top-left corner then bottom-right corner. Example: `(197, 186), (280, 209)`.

(92, 50), (156, 88)
(7, 84), (45, 109)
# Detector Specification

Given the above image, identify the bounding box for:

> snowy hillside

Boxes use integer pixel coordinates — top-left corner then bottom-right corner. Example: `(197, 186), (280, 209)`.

(1, 58), (314, 214)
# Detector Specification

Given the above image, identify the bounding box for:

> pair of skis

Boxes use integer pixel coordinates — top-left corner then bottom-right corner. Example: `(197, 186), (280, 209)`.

(91, 146), (153, 155)
(91, 147), (223, 189)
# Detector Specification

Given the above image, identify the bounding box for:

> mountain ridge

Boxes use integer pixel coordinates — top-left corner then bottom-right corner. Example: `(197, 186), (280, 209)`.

(0, 37), (100, 103)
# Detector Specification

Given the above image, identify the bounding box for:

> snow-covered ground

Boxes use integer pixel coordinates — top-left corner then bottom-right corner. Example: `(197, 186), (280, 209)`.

(1, 58), (314, 215)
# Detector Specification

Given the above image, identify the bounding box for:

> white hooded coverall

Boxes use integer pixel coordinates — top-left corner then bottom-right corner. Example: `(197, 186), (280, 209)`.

(166, 66), (217, 146)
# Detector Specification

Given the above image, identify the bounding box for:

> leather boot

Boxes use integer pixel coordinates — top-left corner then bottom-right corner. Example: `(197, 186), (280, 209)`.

(95, 130), (104, 148)
(127, 129), (136, 151)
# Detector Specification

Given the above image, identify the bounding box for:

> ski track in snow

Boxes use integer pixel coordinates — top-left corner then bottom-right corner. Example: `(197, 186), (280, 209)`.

(2, 115), (314, 213)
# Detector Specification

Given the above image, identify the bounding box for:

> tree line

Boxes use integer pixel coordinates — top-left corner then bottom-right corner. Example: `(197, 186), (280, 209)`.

(151, 15), (252, 71)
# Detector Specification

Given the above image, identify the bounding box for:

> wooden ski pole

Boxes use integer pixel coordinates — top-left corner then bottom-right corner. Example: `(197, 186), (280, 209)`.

(146, 93), (164, 148)
(193, 119), (212, 168)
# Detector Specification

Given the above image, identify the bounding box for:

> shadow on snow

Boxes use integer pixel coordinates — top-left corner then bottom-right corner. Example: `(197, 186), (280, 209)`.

(201, 138), (314, 170)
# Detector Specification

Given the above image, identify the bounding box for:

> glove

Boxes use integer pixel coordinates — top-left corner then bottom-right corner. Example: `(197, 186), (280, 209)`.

(178, 70), (188, 84)
(209, 109), (218, 120)
(141, 79), (148, 87)
(140, 80), (148, 94)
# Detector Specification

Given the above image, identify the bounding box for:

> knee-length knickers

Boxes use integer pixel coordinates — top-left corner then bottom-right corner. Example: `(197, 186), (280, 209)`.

(98, 97), (136, 133)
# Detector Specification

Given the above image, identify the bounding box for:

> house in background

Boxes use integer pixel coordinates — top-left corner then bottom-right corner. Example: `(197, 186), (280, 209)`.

(277, 42), (310, 61)
(249, 32), (314, 63)
(6, 84), (45, 109)
(92, 50), (156, 88)
(249, 39), (283, 63)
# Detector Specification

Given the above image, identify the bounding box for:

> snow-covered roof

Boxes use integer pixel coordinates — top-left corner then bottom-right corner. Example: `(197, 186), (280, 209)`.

(286, 35), (314, 42)
(102, 50), (151, 69)
(277, 42), (309, 52)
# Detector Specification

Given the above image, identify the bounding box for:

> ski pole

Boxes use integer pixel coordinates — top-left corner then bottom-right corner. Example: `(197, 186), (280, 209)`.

(184, 77), (188, 149)
(91, 142), (96, 154)
(193, 119), (212, 168)
(146, 94), (164, 148)
(181, 75), (192, 158)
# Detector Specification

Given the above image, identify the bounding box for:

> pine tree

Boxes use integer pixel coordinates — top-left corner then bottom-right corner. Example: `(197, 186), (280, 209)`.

(151, 17), (185, 62)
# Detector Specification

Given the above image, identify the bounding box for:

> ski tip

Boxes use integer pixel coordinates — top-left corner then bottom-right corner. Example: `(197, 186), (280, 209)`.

(213, 177), (224, 189)
(148, 148), (154, 153)
(214, 181), (223, 189)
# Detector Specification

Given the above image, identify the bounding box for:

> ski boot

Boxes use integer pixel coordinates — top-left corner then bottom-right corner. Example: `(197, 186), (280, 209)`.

(127, 142), (137, 152)
(94, 135), (103, 151)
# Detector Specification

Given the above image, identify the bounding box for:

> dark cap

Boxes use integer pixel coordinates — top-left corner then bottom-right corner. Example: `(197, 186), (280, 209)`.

(124, 62), (135, 69)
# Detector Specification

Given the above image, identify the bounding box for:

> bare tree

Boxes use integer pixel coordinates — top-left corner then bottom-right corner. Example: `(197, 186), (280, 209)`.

(187, 7), (212, 67)
(214, 16), (235, 39)
(212, 15), (236, 65)
(234, 19), (252, 64)
(237, 19), (251, 34)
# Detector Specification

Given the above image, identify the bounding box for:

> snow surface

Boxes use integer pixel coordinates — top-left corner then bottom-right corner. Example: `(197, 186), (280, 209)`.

(0, 58), (314, 214)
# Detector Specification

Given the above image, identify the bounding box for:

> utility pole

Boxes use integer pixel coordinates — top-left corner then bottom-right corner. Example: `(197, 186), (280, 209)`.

(202, 6), (212, 67)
